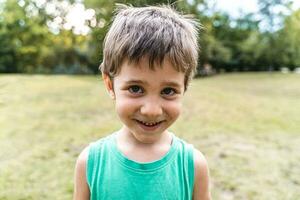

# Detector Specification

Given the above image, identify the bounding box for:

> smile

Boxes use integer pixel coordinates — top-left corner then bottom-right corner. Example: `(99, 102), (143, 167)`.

(134, 119), (164, 127)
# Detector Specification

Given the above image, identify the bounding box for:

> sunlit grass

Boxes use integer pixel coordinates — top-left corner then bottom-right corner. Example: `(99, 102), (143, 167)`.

(0, 73), (299, 199)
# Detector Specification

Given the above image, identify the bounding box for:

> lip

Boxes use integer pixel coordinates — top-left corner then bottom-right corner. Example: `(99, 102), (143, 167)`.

(134, 119), (164, 132)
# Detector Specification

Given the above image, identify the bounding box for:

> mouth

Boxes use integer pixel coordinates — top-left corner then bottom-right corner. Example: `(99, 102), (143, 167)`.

(134, 119), (165, 130)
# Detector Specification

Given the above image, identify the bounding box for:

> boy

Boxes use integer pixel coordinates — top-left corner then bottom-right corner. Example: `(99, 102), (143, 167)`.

(74, 4), (211, 200)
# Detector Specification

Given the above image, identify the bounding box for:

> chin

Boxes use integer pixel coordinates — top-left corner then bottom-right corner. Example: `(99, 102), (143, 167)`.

(131, 131), (163, 144)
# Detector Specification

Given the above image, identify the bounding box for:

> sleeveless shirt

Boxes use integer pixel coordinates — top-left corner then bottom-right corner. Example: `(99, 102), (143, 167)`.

(86, 133), (195, 200)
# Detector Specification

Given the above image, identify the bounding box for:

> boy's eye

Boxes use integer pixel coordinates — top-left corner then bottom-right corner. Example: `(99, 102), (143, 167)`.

(128, 85), (143, 94)
(161, 87), (177, 96)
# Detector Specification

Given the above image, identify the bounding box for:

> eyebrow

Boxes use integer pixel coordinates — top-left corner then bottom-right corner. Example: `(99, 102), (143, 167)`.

(124, 79), (182, 88)
(124, 80), (148, 85)
(161, 81), (182, 88)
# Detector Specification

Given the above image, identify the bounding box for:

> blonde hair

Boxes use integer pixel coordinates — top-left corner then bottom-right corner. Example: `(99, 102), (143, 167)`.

(100, 4), (200, 90)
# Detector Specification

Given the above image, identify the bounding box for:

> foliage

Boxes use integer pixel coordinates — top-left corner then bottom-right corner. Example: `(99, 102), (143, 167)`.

(0, 0), (300, 73)
(0, 0), (93, 73)
(276, 9), (300, 69)
(0, 0), (50, 72)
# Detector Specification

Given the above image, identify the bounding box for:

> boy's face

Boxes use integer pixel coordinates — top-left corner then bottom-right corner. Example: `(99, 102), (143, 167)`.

(103, 57), (185, 144)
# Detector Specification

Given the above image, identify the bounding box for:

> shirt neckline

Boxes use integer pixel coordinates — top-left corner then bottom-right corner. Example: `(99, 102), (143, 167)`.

(109, 132), (179, 172)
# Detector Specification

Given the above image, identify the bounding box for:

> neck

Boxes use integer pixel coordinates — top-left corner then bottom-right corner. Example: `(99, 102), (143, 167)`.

(115, 127), (173, 162)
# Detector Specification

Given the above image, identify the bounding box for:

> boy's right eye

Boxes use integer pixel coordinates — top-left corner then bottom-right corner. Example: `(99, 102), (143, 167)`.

(128, 85), (143, 94)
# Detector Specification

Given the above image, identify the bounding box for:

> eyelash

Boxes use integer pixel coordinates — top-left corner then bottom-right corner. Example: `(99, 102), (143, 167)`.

(161, 87), (178, 96)
(127, 85), (178, 97)
(128, 85), (143, 94)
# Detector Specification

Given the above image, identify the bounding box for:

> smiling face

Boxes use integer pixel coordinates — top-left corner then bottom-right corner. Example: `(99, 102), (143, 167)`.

(103, 57), (185, 144)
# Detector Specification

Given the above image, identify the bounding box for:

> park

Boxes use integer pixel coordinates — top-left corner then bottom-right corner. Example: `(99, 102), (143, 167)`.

(1, 0), (300, 199)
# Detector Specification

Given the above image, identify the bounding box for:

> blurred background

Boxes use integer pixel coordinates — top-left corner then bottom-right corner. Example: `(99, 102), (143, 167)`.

(0, 0), (300, 199)
(0, 0), (300, 74)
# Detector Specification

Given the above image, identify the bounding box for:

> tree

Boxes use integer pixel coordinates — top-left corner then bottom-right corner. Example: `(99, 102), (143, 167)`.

(276, 9), (300, 69)
(0, 0), (52, 73)
(257, 0), (293, 70)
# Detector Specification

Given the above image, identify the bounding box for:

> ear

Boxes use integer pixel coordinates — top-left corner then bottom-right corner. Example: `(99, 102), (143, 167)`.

(102, 73), (115, 100)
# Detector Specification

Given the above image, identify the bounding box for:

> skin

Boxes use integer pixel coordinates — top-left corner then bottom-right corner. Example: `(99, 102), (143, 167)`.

(73, 57), (211, 200)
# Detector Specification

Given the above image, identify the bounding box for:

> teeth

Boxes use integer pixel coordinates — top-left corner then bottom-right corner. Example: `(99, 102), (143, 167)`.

(145, 122), (157, 126)
(137, 120), (160, 126)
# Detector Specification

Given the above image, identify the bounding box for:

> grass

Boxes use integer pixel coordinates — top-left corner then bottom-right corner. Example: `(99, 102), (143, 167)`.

(0, 73), (299, 199)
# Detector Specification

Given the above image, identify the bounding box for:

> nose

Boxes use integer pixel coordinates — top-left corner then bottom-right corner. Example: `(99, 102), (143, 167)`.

(140, 99), (163, 118)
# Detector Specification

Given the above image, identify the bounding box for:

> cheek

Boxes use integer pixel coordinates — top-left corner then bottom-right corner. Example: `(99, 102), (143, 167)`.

(165, 100), (182, 119)
(115, 97), (137, 117)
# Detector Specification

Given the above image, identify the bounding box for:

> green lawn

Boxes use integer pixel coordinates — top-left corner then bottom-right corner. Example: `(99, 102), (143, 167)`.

(0, 73), (299, 200)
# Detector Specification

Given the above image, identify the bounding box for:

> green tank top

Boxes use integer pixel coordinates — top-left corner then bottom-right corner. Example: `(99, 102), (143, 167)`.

(86, 133), (195, 200)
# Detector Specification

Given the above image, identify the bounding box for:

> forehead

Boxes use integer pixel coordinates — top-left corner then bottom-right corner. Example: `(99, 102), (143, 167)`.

(115, 57), (185, 86)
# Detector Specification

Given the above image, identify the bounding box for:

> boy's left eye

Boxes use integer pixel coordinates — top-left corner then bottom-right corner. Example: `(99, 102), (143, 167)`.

(161, 87), (177, 96)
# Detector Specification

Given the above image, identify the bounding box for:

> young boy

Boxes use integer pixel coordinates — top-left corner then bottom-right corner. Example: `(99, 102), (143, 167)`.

(74, 4), (211, 200)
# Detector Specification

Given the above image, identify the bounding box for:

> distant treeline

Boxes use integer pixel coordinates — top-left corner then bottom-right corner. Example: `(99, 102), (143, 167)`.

(0, 0), (299, 74)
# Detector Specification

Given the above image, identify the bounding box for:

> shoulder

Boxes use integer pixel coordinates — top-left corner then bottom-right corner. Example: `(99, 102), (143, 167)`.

(74, 146), (90, 185)
(73, 146), (90, 200)
(76, 145), (90, 169)
(192, 148), (211, 200)
(75, 144), (92, 176)
(193, 149), (208, 174)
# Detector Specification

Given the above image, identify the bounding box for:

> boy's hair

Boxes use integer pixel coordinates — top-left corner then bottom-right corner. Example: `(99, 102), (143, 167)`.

(100, 4), (200, 90)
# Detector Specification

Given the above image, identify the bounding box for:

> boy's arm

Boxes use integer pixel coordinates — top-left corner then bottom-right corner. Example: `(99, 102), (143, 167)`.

(73, 146), (90, 200)
(192, 149), (211, 200)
